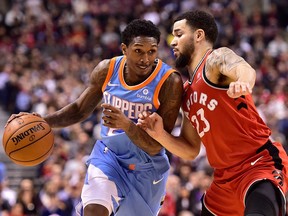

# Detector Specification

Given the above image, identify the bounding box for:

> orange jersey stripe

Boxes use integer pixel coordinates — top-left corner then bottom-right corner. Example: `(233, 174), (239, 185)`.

(102, 57), (117, 92)
(153, 68), (176, 109)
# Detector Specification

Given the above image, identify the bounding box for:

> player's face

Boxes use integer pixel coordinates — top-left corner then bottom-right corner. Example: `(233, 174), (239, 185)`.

(122, 36), (158, 80)
(171, 19), (195, 69)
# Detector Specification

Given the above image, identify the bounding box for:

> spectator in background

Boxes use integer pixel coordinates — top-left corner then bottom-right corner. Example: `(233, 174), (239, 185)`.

(176, 186), (193, 214)
(39, 177), (73, 216)
(0, 163), (17, 207)
(4, 3), (24, 28)
(158, 174), (180, 216)
(0, 0), (287, 215)
(16, 178), (42, 216)
(267, 34), (288, 58)
(9, 202), (25, 216)
(0, 63), (12, 108)
(0, 162), (11, 215)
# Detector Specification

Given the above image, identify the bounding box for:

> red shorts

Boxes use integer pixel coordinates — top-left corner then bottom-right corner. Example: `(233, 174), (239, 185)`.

(203, 141), (288, 216)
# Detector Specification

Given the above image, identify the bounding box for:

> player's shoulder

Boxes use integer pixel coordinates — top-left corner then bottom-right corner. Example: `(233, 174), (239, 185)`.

(209, 47), (236, 58)
(91, 57), (118, 75)
(90, 58), (114, 83)
(207, 47), (239, 67)
(95, 56), (125, 71)
(95, 58), (112, 70)
(161, 69), (183, 94)
(166, 70), (182, 84)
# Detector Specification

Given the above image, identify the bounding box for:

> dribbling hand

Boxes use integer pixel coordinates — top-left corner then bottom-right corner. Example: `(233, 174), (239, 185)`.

(5, 112), (42, 128)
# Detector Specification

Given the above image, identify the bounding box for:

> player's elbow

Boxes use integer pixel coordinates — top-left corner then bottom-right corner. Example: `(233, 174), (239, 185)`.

(181, 141), (201, 160)
(180, 134), (201, 158)
(183, 148), (200, 160)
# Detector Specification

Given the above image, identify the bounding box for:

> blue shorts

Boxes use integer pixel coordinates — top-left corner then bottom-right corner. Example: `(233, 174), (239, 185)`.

(81, 140), (170, 216)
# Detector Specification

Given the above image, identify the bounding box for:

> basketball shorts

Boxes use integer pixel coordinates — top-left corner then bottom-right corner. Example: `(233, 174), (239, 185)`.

(203, 141), (288, 215)
(81, 165), (119, 215)
(80, 140), (169, 216)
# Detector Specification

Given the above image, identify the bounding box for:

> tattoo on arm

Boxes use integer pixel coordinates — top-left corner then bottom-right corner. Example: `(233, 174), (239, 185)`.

(158, 72), (183, 132)
(207, 47), (245, 75)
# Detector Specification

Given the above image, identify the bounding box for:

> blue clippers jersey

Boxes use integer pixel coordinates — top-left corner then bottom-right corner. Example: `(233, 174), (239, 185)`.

(101, 55), (175, 138)
(85, 56), (175, 215)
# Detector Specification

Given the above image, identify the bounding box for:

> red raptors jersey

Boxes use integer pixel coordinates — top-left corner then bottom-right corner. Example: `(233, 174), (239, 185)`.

(182, 50), (271, 169)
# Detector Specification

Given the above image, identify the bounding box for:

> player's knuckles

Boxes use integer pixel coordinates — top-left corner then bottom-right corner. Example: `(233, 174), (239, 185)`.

(7, 115), (14, 121)
(32, 112), (41, 117)
(18, 112), (30, 116)
(102, 110), (109, 114)
(241, 84), (247, 90)
(7, 115), (17, 122)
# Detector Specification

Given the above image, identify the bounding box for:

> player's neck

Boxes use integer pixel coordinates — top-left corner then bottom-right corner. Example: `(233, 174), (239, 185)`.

(189, 47), (212, 75)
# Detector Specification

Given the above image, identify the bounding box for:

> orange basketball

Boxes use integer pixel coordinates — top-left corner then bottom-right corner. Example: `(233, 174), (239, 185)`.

(2, 114), (54, 166)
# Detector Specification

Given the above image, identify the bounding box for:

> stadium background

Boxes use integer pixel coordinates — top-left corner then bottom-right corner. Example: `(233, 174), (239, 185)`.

(0, 0), (287, 215)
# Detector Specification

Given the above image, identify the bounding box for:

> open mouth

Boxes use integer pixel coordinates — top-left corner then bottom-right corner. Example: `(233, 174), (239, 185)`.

(138, 65), (149, 70)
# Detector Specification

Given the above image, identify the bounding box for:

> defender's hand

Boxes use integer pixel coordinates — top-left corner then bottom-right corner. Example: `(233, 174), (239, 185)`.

(227, 81), (252, 98)
(137, 111), (164, 139)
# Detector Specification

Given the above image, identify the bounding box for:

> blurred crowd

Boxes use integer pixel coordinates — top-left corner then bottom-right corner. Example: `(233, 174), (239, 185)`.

(0, 0), (288, 215)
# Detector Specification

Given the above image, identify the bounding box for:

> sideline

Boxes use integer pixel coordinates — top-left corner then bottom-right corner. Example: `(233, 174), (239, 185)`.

(0, 107), (9, 154)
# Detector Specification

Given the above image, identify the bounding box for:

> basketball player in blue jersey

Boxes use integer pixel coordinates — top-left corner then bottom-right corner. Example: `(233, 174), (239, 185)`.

(7, 19), (183, 216)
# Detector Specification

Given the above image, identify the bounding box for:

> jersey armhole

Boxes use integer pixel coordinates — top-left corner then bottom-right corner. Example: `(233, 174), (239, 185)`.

(102, 57), (117, 92)
(153, 69), (176, 109)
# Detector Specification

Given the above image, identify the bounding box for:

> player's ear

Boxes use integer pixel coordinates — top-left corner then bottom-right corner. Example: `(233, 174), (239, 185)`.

(195, 29), (205, 41)
(121, 43), (127, 55)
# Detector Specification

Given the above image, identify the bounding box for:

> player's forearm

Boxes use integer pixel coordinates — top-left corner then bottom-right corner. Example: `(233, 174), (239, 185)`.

(154, 130), (200, 160)
(235, 63), (256, 88)
(44, 103), (88, 128)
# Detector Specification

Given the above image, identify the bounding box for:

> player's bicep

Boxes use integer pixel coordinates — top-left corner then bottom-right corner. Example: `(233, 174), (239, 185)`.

(158, 72), (183, 133)
(75, 59), (110, 115)
(207, 47), (249, 79)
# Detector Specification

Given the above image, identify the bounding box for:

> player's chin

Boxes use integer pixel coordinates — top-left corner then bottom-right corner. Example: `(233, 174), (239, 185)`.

(137, 65), (151, 75)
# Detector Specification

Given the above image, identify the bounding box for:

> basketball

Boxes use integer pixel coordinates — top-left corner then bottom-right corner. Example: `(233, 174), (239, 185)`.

(2, 114), (54, 166)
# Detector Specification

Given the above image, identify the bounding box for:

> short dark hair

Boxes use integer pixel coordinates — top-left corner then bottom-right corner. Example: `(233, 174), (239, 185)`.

(174, 10), (218, 44)
(121, 19), (161, 46)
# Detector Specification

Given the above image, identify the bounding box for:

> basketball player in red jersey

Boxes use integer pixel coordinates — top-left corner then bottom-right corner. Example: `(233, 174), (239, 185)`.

(138, 10), (288, 216)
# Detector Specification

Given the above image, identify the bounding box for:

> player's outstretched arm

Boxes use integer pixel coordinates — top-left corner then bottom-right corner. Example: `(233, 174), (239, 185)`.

(44, 59), (110, 128)
(138, 112), (201, 160)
